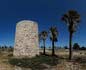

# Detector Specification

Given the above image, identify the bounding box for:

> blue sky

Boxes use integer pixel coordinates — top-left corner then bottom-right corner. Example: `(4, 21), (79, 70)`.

(0, 0), (86, 47)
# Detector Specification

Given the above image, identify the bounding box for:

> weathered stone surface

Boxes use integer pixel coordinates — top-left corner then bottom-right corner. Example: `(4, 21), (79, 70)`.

(13, 20), (39, 58)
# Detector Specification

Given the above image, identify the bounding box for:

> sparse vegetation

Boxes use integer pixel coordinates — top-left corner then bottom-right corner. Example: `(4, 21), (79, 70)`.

(62, 10), (80, 60)
(73, 43), (80, 50)
(0, 47), (86, 70)
(9, 55), (59, 68)
(49, 26), (58, 56)
(39, 31), (48, 55)
(0, 10), (86, 70)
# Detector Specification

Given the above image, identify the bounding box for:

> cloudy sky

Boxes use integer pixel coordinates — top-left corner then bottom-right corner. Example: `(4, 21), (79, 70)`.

(0, 0), (86, 47)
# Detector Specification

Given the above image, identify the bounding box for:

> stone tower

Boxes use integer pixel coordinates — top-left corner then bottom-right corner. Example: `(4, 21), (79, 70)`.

(13, 20), (39, 58)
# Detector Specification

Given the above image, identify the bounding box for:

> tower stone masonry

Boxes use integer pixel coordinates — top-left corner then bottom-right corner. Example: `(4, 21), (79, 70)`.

(13, 20), (39, 58)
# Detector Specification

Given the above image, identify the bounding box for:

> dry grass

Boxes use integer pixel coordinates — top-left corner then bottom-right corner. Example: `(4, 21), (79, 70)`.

(0, 52), (14, 70)
(0, 49), (86, 70)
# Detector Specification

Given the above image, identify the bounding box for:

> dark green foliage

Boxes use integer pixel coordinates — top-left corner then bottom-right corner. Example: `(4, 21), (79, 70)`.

(62, 10), (80, 60)
(40, 31), (48, 41)
(4, 45), (7, 49)
(40, 46), (44, 49)
(74, 57), (86, 64)
(64, 46), (68, 49)
(80, 46), (86, 50)
(8, 46), (13, 52)
(49, 26), (58, 56)
(73, 43), (80, 50)
(39, 31), (48, 55)
(50, 26), (58, 42)
(9, 55), (59, 70)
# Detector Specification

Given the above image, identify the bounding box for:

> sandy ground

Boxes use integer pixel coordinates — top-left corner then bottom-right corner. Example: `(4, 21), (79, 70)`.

(0, 49), (86, 70)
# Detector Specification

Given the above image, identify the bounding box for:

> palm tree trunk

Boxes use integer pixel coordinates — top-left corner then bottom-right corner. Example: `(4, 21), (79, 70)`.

(69, 32), (73, 60)
(52, 40), (55, 56)
(43, 40), (45, 55)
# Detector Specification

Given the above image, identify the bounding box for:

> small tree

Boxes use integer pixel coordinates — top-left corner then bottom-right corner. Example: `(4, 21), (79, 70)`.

(80, 46), (86, 50)
(39, 31), (48, 55)
(1, 46), (4, 51)
(62, 10), (80, 60)
(49, 26), (58, 56)
(64, 46), (68, 49)
(40, 46), (43, 49)
(8, 46), (13, 52)
(73, 43), (80, 50)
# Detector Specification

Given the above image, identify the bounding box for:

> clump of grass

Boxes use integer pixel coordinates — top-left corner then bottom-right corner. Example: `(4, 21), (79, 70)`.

(74, 56), (86, 62)
(79, 59), (86, 64)
(80, 52), (82, 54)
(8, 54), (13, 57)
(85, 53), (86, 55)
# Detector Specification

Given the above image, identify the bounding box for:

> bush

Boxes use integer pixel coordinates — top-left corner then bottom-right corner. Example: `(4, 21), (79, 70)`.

(8, 54), (13, 57)
(80, 47), (86, 50)
(64, 46), (68, 49)
(73, 43), (80, 50)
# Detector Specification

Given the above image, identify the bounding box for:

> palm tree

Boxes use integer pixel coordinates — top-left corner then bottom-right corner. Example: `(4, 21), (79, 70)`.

(39, 33), (41, 47)
(40, 31), (48, 55)
(49, 26), (58, 56)
(62, 10), (80, 60)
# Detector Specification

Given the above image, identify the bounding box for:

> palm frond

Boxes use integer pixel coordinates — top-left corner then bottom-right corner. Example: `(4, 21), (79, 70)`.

(40, 31), (48, 40)
(49, 26), (58, 41)
(62, 10), (80, 32)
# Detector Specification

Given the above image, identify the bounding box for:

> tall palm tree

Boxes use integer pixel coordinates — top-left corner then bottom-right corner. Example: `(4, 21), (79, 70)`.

(62, 10), (80, 60)
(40, 31), (48, 55)
(50, 26), (58, 56)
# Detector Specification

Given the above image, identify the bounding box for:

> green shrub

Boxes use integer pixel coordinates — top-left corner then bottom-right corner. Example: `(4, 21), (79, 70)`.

(9, 55), (59, 68)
